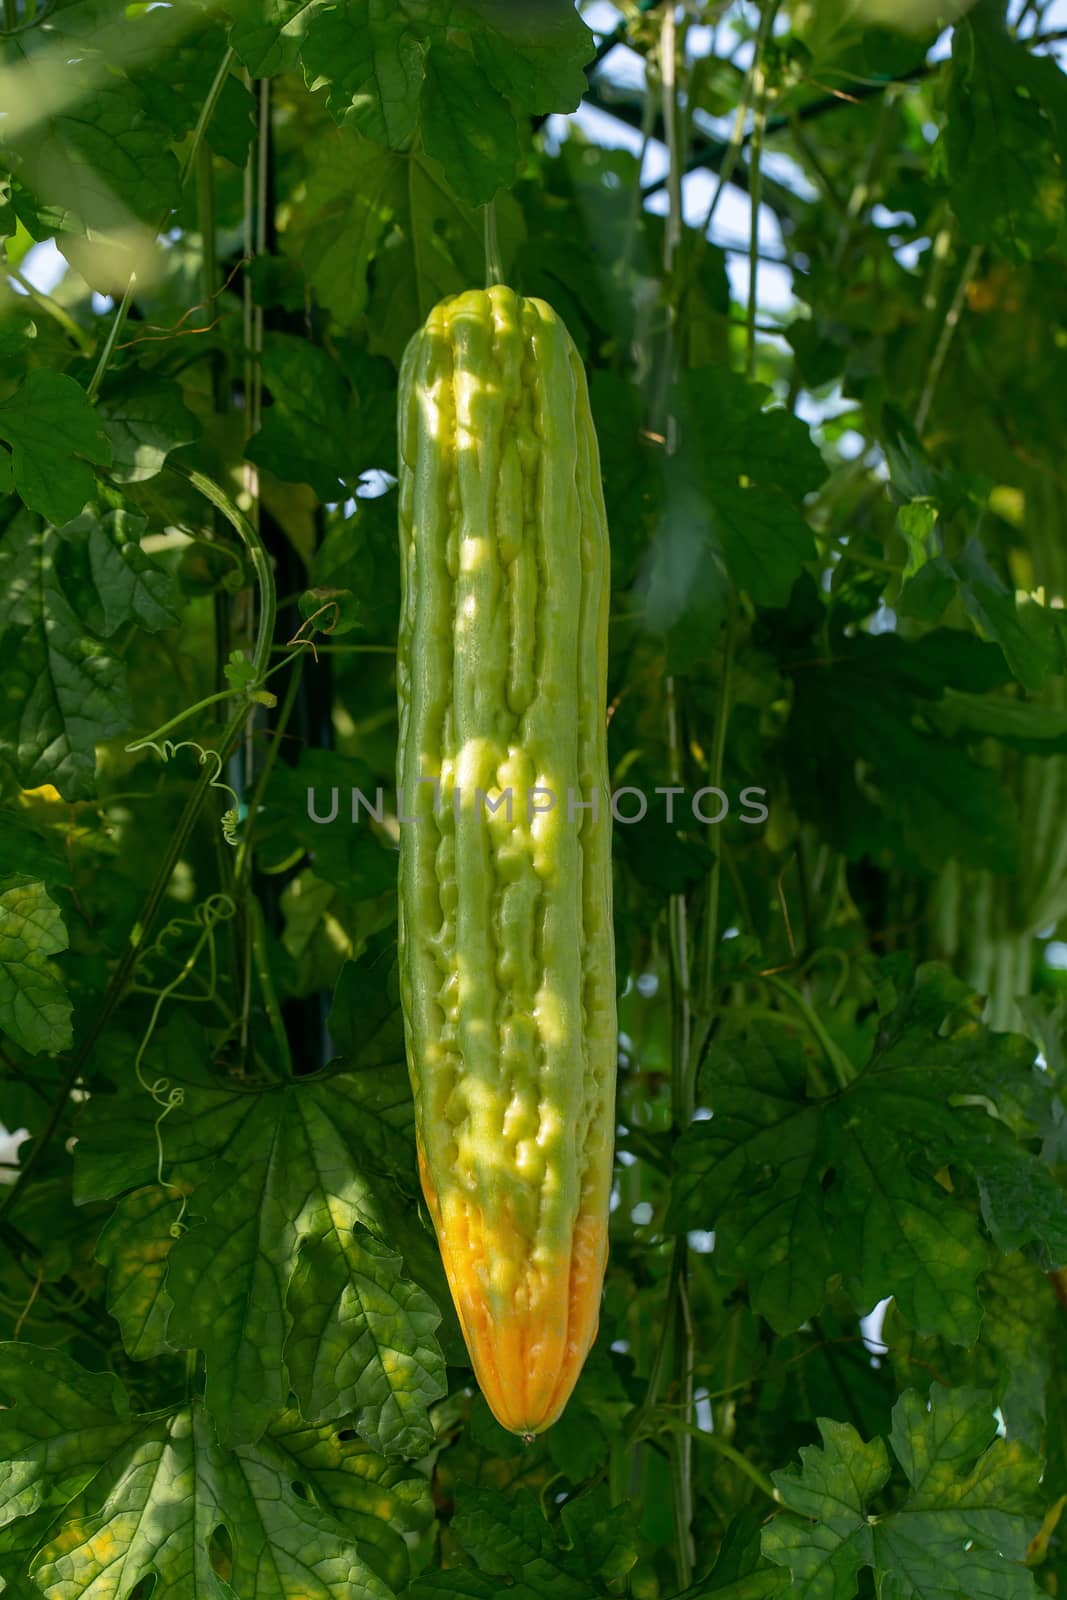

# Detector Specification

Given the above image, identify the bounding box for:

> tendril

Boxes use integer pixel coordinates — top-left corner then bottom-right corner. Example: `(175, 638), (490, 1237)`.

(126, 735), (242, 848)
(128, 894), (237, 1234)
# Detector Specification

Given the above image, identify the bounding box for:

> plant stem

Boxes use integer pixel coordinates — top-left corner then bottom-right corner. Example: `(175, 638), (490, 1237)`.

(657, 9), (694, 1585)
(761, 973), (855, 1090)
(234, 657), (304, 883)
(746, 0), (780, 380)
(661, 7), (684, 294)
(483, 201), (503, 287)
(86, 274), (137, 402)
(696, 53), (751, 239)
(6, 265), (94, 353)
(87, 45), (236, 402)
(914, 244), (982, 434)
(697, 622), (735, 1037)
(170, 464), (276, 684)
(178, 47), (236, 188)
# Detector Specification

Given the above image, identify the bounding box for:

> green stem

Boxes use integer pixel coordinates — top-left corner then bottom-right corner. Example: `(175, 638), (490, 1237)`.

(699, 1432), (778, 1502)
(483, 200), (503, 288)
(746, 1), (780, 380)
(87, 45), (236, 403)
(697, 622), (735, 1033)
(249, 895), (293, 1075)
(169, 463), (276, 683)
(86, 274), (137, 402)
(914, 244), (982, 434)
(657, 17), (695, 1584)
(618, 62), (658, 289)
(762, 973), (855, 1091)
(643, 1236), (687, 1415)
(7, 265), (94, 353)
(234, 657), (304, 883)
(127, 688), (238, 747)
(815, 533), (901, 575)
(178, 47), (236, 188)
(696, 6), (762, 244)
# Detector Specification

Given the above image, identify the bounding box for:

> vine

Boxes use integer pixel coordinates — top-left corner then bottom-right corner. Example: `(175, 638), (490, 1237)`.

(128, 894), (237, 1234)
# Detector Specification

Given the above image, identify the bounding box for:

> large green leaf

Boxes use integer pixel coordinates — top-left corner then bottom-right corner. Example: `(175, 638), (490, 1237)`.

(763, 1385), (1041, 1599)
(288, 127), (483, 362)
(0, 371), (110, 527)
(296, 0), (590, 200)
(945, 2), (1067, 260)
(75, 1016), (445, 1452)
(15, 1391), (398, 1600)
(0, 877), (72, 1057)
(0, 514), (132, 800)
(670, 966), (1067, 1341)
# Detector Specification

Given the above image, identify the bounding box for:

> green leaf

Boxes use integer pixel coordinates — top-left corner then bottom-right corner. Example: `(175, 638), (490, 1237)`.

(545, 1402), (608, 1483)
(255, 749), (398, 899)
(0, 1344), (136, 1530)
(0, 371), (111, 526)
(440, 1485), (627, 1600)
(164, 1117), (439, 1449)
(420, 39), (520, 204)
(777, 621), (1017, 873)
(951, 540), (1060, 692)
(75, 1016), (444, 1451)
(644, 368), (826, 650)
(669, 1028), (833, 1334)
(896, 499), (939, 578)
(268, 1410), (433, 1593)
(671, 966), (1067, 1340)
(327, 936), (405, 1068)
(945, 5), (1066, 260)
(458, 0), (593, 113)
(297, 0), (589, 200)
(301, 493), (400, 640)
(285, 1225), (444, 1453)
(133, 17), (256, 169)
(3, 58), (182, 237)
(0, 515), (133, 799)
(96, 373), (201, 484)
(246, 335), (394, 499)
(228, 0), (325, 76)
(0, 878), (72, 1057)
(763, 1385), (1041, 1599)
(95, 1184), (183, 1362)
(899, 539), (1060, 692)
(695, 1511), (790, 1597)
(27, 1398), (396, 1600)
(0, 175), (13, 244)
(687, 367), (828, 503)
(56, 507), (181, 635)
(929, 688), (1067, 752)
(301, 0), (426, 144)
(765, 1420), (889, 1598)
(289, 129), (482, 362)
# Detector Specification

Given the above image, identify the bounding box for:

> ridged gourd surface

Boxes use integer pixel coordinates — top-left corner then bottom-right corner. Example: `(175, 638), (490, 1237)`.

(396, 285), (617, 1435)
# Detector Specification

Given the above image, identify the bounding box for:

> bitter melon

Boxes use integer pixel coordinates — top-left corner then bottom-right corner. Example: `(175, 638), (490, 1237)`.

(396, 285), (617, 1435)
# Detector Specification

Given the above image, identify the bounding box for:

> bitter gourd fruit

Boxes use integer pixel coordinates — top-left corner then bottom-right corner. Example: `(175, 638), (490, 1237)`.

(396, 285), (617, 1435)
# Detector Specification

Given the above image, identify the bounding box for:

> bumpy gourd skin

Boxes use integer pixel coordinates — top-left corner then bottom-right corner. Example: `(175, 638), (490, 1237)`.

(396, 286), (617, 1435)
